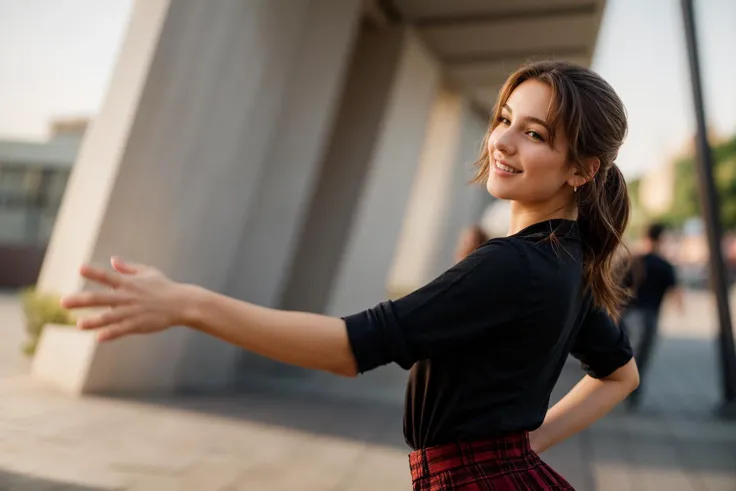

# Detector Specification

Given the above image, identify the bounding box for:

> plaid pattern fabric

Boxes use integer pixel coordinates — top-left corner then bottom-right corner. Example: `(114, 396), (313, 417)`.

(408, 433), (574, 490)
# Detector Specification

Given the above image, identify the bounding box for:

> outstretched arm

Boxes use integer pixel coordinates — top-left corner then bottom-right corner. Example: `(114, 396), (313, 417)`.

(529, 358), (639, 453)
(185, 287), (357, 376)
(60, 257), (358, 377)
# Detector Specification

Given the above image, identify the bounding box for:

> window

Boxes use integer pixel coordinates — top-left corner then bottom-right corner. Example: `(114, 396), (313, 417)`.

(0, 165), (70, 244)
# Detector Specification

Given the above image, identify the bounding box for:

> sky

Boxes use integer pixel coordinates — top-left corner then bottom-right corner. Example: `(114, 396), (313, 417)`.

(591, 0), (736, 177)
(0, 0), (734, 179)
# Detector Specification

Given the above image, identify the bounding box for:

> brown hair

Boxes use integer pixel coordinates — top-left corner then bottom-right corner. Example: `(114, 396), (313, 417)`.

(473, 60), (631, 320)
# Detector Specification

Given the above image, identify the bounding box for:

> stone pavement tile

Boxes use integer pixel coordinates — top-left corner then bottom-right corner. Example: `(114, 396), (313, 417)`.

(586, 431), (634, 491)
(543, 433), (595, 490)
(581, 415), (733, 491)
(677, 441), (736, 489)
(125, 460), (244, 491)
(590, 463), (635, 491)
(125, 475), (195, 491)
(699, 473), (736, 491)
(120, 431), (348, 490)
(99, 409), (313, 486)
(627, 468), (699, 491)
(0, 468), (118, 491)
(0, 440), (124, 490)
(337, 445), (411, 491)
(145, 389), (403, 450)
(229, 436), (368, 491)
(627, 440), (699, 491)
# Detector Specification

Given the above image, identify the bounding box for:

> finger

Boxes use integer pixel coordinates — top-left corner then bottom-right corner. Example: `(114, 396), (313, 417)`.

(80, 265), (123, 288)
(110, 256), (139, 275)
(60, 290), (131, 309)
(97, 320), (139, 342)
(77, 306), (141, 330)
(111, 256), (157, 276)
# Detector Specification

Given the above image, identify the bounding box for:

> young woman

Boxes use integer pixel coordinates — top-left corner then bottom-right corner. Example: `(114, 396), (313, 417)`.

(61, 61), (639, 490)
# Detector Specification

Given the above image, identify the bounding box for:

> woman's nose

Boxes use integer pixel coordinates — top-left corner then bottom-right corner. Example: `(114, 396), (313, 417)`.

(491, 130), (515, 155)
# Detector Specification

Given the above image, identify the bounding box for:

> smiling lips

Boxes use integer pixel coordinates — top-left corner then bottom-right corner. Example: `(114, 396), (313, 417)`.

(494, 159), (522, 175)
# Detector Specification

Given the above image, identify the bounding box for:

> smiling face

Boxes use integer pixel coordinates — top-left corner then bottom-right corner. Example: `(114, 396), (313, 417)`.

(485, 80), (576, 205)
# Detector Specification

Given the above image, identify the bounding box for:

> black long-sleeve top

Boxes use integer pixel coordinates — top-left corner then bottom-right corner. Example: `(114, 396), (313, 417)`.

(343, 219), (633, 450)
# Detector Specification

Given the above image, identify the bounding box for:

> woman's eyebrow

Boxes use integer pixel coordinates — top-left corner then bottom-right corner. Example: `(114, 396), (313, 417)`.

(502, 104), (550, 131)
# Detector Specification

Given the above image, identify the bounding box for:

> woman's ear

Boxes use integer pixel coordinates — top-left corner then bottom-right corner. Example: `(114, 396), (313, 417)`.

(586, 157), (601, 181)
(567, 157), (600, 189)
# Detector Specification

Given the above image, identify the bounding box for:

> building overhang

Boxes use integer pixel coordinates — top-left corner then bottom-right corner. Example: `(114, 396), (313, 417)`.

(365, 0), (606, 113)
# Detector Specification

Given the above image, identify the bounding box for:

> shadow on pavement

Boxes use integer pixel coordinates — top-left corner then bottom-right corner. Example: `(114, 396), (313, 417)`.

(129, 374), (408, 451)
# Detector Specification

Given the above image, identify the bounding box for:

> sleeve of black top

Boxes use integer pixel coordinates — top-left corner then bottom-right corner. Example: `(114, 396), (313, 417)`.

(342, 239), (528, 373)
(571, 305), (634, 379)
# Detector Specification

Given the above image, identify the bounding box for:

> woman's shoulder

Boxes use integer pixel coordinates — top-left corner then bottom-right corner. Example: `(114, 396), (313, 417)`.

(474, 235), (524, 254)
(476, 234), (555, 258)
(463, 236), (530, 276)
(462, 232), (583, 279)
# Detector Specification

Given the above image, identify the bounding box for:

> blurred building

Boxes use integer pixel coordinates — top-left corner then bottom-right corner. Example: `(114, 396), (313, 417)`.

(0, 119), (86, 288)
(639, 160), (676, 217)
(32, 0), (608, 395)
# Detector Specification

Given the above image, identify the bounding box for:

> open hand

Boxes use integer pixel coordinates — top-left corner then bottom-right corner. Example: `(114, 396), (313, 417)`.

(60, 257), (193, 342)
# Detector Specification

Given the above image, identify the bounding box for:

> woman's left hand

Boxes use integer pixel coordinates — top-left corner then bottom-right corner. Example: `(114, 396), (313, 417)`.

(60, 257), (194, 342)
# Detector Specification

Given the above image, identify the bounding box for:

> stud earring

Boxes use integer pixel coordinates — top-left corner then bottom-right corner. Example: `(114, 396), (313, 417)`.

(574, 186), (578, 193)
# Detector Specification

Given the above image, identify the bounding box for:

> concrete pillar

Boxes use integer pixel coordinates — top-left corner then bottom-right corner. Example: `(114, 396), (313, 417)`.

(182, 0), (362, 389)
(387, 90), (463, 296)
(428, 109), (491, 278)
(224, 1), (361, 308)
(34, 0), (360, 394)
(281, 26), (441, 317)
(387, 92), (491, 294)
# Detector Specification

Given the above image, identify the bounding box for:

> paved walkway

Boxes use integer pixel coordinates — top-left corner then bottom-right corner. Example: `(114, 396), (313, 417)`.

(0, 292), (735, 490)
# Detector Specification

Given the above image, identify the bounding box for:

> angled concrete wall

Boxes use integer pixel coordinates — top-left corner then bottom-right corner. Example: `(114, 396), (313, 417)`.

(281, 26), (441, 318)
(387, 89), (490, 294)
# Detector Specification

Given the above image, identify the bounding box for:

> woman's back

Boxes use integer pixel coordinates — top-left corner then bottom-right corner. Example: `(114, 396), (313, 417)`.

(345, 219), (632, 449)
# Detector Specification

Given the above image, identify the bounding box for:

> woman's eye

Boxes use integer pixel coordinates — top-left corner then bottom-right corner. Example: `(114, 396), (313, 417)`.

(497, 116), (511, 126)
(527, 131), (545, 142)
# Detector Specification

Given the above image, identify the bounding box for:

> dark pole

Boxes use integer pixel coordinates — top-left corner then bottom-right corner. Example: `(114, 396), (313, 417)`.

(680, 0), (736, 415)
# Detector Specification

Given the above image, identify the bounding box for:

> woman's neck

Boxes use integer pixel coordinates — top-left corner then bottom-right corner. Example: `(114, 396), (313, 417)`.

(507, 200), (578, 236)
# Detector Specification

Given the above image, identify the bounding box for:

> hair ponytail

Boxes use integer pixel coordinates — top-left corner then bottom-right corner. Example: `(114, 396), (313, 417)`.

(578, 164), (631, 320)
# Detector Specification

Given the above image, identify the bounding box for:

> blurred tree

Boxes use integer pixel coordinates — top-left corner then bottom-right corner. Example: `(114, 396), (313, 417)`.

(628, 177), (641, 206)
(626, 177), (649, 239)
(666, 134), (736, 230)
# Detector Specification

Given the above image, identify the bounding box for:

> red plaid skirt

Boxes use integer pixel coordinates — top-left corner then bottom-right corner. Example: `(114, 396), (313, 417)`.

(408, 433), (574, 490)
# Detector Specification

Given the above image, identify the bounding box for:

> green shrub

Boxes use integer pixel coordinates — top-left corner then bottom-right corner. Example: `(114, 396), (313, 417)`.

(19, 287), (76, 357)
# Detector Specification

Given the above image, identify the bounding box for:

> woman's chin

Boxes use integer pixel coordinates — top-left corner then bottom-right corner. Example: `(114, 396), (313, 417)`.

(486, 180), (515, 200)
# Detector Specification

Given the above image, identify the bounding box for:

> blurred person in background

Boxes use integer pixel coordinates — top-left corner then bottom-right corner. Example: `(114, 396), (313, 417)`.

(454, 225), (489, 262)
(623, 222), (684, 409)
(61, 61), (639, 491)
